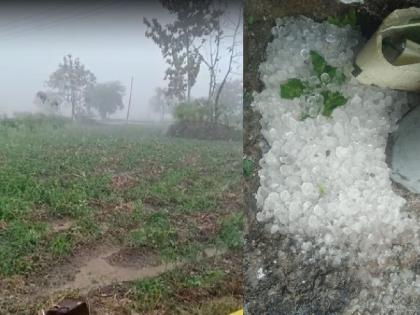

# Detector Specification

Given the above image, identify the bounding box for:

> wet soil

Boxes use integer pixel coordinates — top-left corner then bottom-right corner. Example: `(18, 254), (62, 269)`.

(0, 243), (225, 314)
(243, 0), (420, 314)
(57, 247), (175, 294)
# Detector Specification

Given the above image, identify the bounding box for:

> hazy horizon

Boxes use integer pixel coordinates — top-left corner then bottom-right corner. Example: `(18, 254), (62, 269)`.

(0, 1), (242, 121)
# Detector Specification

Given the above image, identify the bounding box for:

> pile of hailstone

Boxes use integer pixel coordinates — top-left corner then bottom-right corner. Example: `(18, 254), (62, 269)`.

(253, 16), (420, 310)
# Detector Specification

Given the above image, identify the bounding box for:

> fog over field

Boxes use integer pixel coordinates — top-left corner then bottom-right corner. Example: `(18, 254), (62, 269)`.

(0, 1), (241, 120)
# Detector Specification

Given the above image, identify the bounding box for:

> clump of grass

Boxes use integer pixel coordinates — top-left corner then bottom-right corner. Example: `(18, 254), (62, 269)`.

(243, 158), (253, 177)
(143, 169), (221, 212)
(216, 213), (243, 250)
(131, 277), (171, 312)
(182, 269), (225, 288)
(127, 210), (177, 250)
(160, 242), (202, 263)
(0, 220), (45, 275)
(50, 233), (72, 257)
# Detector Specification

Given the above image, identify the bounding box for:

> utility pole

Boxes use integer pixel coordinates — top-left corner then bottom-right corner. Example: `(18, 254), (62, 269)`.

(126, 76), (134, 121)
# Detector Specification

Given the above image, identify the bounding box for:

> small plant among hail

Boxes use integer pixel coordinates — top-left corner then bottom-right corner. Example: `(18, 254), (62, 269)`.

(280, 50), (348, 119)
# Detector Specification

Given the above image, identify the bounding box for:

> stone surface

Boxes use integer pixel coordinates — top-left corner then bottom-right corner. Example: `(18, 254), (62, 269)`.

(390, 105), (420, 194)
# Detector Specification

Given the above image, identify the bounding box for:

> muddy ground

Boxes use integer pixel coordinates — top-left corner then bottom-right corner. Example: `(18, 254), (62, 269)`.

(243, 0), (420, 314)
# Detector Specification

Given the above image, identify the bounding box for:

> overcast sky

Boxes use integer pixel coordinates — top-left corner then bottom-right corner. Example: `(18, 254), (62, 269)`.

(0, 0), (242, 120)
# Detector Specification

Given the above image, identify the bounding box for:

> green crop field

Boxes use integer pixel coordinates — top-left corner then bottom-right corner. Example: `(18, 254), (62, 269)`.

(0, 115), (242, 314)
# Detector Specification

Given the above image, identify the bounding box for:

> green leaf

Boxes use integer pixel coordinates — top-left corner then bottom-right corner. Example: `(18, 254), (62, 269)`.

(310, 51), (346, 84)
(321, 90), (347, 117)
(327, 8), (358, 29)
(310, 51), (327, 77)
(280, 78), (307, 99)
(248, 15), (255, 26)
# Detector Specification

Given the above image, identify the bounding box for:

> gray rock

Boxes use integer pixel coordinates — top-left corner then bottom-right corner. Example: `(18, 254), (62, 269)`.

(390, 105), (420, 193)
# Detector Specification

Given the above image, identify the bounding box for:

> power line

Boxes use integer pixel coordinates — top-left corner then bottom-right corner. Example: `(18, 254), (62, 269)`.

(0, 1), (127, 42)
(0, 2), (74, 34)
(0, 0), (119, 40)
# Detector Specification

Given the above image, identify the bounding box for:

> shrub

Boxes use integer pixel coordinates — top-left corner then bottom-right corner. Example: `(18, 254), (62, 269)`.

(174, 101), (211, 122)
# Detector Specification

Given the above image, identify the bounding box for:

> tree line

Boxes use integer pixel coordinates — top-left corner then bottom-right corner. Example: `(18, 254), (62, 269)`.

(35, 0), (242, 127)
(36, 54), (124, 120)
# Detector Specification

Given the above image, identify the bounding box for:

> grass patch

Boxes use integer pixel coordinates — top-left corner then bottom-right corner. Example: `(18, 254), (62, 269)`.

(129, 254), (242, 314)
(243, 158), (253, 177)
(0, 220), (45, 275)
(50, 233), (73, 257)
(216, 213), (244, 250)
(132, 277), (171, 311)
(127, 210), (177, 250)
(182, 269), (225, 288)
(0, 116), (241, 277)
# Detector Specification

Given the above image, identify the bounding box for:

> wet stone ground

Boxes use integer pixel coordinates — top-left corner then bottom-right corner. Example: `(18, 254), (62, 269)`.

(243, 0), (420, 314)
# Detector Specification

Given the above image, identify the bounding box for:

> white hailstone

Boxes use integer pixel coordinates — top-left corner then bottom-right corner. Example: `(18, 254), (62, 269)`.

(280, 190), (291, 202)
(254, 16), (419, 311)
(301, 182), (314, 195)
(302, 241), (312, 252)
(326, 34), (337, 44)
(320, 72), (330, 83)
(300, 48), (310, 59)
(324, 233), (334, 245)
(257, 267), (266, 280)
(270, 224), (280, 234)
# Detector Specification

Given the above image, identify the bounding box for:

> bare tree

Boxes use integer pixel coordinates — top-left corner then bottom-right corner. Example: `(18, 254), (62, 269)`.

(199, 7), (242, 123)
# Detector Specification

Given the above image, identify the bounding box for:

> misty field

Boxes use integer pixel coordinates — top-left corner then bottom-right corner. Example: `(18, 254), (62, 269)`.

(0, 115), (242, 314)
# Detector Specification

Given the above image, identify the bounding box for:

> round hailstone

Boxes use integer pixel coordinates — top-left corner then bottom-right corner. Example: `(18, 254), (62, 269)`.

(389, 105), (420, 193)
(325, 34), (337, 43)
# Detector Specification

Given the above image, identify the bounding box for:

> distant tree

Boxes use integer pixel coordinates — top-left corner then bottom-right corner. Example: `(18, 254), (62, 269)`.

(149, 87), (172, 121)
(144, 0), (222, 103)
(47, 54), (96, 120)
(34, 90), (62, 114)
(217, 79), (242, 129)
(85, 81), (125, 119)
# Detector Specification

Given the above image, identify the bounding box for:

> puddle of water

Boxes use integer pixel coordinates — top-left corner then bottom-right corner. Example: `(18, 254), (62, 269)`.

(57, 247), (223, 294)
